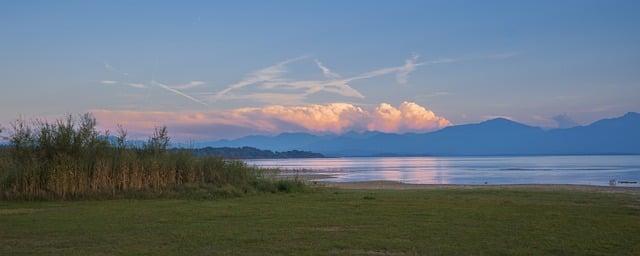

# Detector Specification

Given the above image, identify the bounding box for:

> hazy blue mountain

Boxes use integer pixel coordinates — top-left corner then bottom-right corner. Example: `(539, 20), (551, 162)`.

(199, 112), (640, 156)
(195, 132), (334, 151)
(544, 112), (640, 155)
(185, 146), (324, 159)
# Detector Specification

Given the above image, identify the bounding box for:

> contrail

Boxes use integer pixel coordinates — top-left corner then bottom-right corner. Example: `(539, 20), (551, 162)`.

(152, 80), (209, 106)
(314, 59), (341, 78)
(214, 55), (309, 98)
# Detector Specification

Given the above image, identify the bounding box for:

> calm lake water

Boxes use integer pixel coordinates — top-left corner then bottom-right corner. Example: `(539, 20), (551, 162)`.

(245, 155), (640, 187)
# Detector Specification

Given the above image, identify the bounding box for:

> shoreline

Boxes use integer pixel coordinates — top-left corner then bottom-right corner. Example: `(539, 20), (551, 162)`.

(245, 154), (640, 160)
(316, 180), (640, 195)
(271, 169), (640, 193)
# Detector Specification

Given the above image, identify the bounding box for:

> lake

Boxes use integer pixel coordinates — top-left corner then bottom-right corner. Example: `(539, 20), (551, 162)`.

(245, 155), (640, 187)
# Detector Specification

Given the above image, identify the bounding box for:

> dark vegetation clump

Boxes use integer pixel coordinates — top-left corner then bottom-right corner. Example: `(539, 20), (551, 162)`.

(189, 146), (324, 159)
(363, 195), (376, 200)
(0, 113), (304, 200)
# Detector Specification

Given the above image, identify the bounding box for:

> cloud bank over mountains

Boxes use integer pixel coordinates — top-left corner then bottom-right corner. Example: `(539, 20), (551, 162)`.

(92, 54), (526, 139)
(93, 102), (450, 140)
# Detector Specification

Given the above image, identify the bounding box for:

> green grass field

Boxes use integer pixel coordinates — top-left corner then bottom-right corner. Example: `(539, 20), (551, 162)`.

(1, 188), (639, 255)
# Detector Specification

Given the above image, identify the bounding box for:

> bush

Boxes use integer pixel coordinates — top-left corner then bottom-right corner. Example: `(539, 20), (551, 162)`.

(0, 113), (304, 200)
(275, 179), (306, 193)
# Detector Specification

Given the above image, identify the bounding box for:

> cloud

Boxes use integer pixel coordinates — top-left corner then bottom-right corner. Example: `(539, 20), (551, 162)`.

(314, 59), (341, 79)
(99, 53), (514, 108)
(171, 81), (206, 90)
(552, 114), (579, 128)
(151, 80), (209, 106)
(214, 56), (308, 99)
(368, 102), (451, 132)
(103, 62), (129, 76)
(100, 80), (118, 85)
(101, 80), (147, 89)
(482, 115), (515, 121)
(92, 101), (450, 140)
(103, 61), (209, 103)
(205, 92), (308, 105)
(260, 79), (365, 99)
(127, 83), (147, 89)
(101, 54), (471, 107)
(345, 55), (423, 83)
(396, 54), (419, 84)
(213, 55), (448, 103)
(100, 80), (147, 89)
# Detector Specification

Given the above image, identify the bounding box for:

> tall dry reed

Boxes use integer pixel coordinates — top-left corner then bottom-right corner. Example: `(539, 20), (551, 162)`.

(0, 114), (299, 200)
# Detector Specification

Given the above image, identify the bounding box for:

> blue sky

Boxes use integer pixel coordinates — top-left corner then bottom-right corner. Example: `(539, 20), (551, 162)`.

(1, 1), (639, 138)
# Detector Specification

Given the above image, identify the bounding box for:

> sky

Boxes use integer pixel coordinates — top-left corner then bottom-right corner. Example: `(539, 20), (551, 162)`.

(1, 1), (639, 140)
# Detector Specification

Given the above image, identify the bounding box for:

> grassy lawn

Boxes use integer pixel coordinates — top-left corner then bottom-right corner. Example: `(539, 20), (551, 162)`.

(1, 188), (639, 255)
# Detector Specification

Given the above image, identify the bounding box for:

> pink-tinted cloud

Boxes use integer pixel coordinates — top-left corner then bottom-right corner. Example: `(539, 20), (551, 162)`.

(92, 102), (450, 140)
(368, 102), (451, 132)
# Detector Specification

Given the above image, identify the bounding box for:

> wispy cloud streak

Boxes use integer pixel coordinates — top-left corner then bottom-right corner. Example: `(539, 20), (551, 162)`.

(171, 81), (205, 90)
(100, 52), (512, 106)
(102, 61), (208, 104)
(100, 80), (118, 85)
(214, 55), (440, 103)
(152, 80), (209, 106)
(127, 83), (147, 89)
(104, 62), (129, 76)
(214, 56), (308, 99)
(314, 59), (341, 79)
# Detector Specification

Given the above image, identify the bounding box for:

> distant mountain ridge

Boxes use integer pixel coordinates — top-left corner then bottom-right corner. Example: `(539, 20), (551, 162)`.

(196, 112), (640, 156)
(187, 146), (324, 159)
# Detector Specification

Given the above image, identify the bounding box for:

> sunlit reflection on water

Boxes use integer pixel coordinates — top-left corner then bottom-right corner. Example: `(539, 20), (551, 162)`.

(245, 155), (640, 187)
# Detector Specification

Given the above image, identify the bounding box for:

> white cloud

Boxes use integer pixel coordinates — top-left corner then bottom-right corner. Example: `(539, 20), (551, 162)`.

(345, 55), (423, 82)
(171, 81), (206, 90)
(214, 56), (308, 99)
(92, 101), (450, 140)
(368, 102), (451, 132)
(396, 54), (419, 84)
(260, 79), (365, 99)
(103, 62), (129, 76)
(213, 55), (445, 103)
(102, 61), (211, 104)
(552, 114), (579, 128)
(152, 80), (209, 106)
(207, 92), (308, 105)
(482, 115), (515, 121)
(100, 53), (509, 107)
(100, 80), (118, 85)
(127, 83), (147, 89)
(314, 59), (341, 79)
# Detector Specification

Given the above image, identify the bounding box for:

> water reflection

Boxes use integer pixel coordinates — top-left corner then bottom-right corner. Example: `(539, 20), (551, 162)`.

(245, 155), (640, 187)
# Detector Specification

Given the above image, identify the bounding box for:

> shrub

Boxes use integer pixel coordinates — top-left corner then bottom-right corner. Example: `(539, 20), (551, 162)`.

(0, 113), (304, 200)
(275, 179), (306, 193)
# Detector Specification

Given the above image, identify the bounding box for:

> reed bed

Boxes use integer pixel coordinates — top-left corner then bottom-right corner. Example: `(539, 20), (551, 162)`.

(0, 114), (303, 200)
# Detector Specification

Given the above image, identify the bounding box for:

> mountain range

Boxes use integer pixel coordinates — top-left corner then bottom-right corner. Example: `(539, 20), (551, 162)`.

(186, 146), (324, 159)
(194, 112), (640, 156)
